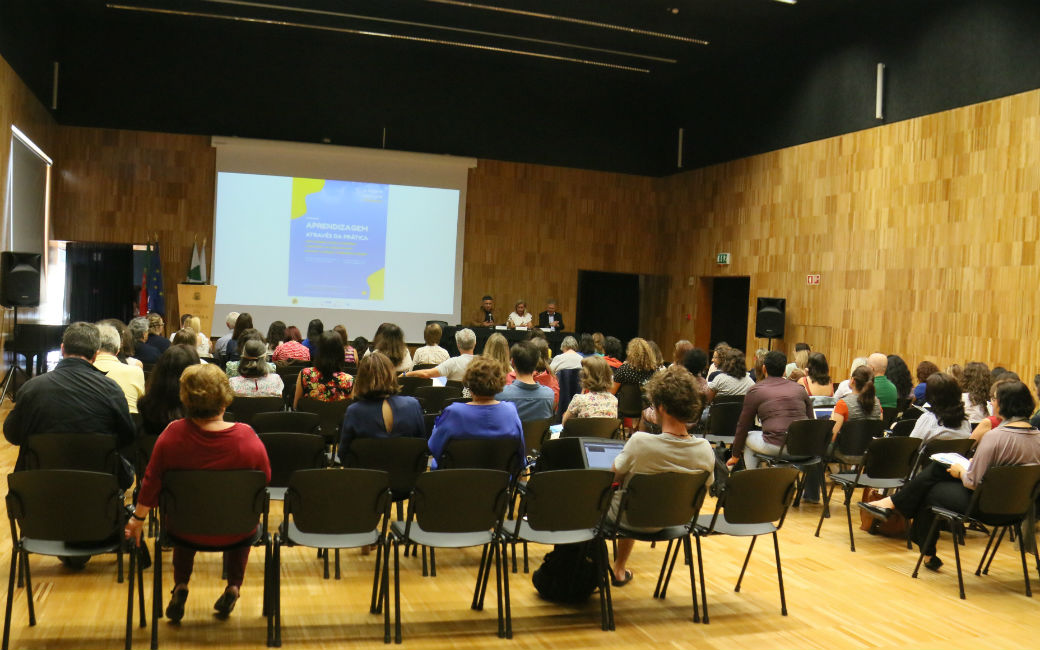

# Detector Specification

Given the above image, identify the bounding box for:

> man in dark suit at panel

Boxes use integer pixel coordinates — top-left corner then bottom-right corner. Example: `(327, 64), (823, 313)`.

(538, 299), (564, 330)
(468, 294), (499, 327)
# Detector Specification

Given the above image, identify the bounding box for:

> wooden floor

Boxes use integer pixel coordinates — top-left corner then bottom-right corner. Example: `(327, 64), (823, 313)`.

(1, 403), (1039, 649)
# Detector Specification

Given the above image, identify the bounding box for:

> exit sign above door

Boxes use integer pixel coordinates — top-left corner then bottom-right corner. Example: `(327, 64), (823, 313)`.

(716, 252), (730, 265)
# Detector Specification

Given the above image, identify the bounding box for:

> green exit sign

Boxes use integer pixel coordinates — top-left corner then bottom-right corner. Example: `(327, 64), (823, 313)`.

(716, 252), (731, 265)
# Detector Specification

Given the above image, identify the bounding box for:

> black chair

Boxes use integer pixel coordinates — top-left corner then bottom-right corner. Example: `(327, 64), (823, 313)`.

(608, 471), (710, 624)
(521, 418), (551, 458)
(909, 437), (976, 478)
(389, 469), (512, 642)
(615, 383), (643, 422)
(502, 469), (616, 629)
(881, 406), (899, 428)
(684, 466), (800, 620)
(704, 401), (743, 446)
(912, 464), (1040, 599)
(258, 433), (327, 500)
(445, 379), (464, 391)
(151, 470), (270, 650)
(534, 438), (585, 472)
(439, 438), (524, 479)
(413, 386), (463, 413)
(24, 432), (122, 476)
(412, 363), (437, 371)
(296, 397), (352, 455)
(555, 368), (580, 421)
(423, 413), (438, 439)
(830, 419), (885, 466)
(3, 470), (145, 650)
(889, 419), (917, 437)
(228, 396), (286, 425)
(815, 436), (921, 551)
(271, 468), (393, 645)
(711, 394), (746, 405)
(251, 411), (321, 434)
(398, 376), (432, 397)
(752, 419), (831, 507)
(341, 437), (430, 519)
(561, 417), (621, 440)
(276, 371), (300, 410)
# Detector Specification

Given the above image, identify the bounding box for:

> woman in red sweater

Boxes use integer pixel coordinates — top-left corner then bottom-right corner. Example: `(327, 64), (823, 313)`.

(125, 363), (271, 622)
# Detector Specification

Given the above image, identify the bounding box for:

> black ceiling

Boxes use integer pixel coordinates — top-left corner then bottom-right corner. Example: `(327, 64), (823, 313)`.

(2, 0), (1039, 175)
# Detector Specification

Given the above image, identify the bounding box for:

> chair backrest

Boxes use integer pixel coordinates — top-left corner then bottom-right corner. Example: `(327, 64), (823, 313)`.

(713, 466), (800, 526)
(276, 370), (300, 408)
(251, 410), (321, 434)
(834, 419), (885, 457)
(781, 419), (832, 457)
(398, 376), (433, 396)
(443, 397), (473, 407)
(561, 417), (621, 440)
(296, 397), (352, 443)
(615, 383), (643, 418)
(889, 419), (917, 437)
(971, 464), (1040, 518)
(24, 433), (120, 475)
(520, 469), (615, 532)
(618, 471), (709, 530)
(895, 396), (913, 417)
(711, 394), (746, 406)
(423, 412), (438, 439)
(861, 436), (922, 480)
(409, 469), (511, 534)
(439, 437), (522, 477)
(707, 402), (743, 438)
(522, 418), (551, 456)
(228, 396), (285, 425)
(258, 432), (327, 487)
(414, 385), (463, 413)
(6, 469), (124, 542)
(159, 470), (268, 538)
(536, 437), (586, 472)
(555, 368), (580, 419)
(412, 363), (437, 371)
(445, 379), (464, 390)
(284, 468), (390, 535)
(341, 437), (430, 499)
(910, 437), (975, 477)
(881, 406), (899, 428)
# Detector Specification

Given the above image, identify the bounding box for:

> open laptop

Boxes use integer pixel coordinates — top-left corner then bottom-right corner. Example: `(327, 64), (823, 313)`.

(579, 438), (626, 470)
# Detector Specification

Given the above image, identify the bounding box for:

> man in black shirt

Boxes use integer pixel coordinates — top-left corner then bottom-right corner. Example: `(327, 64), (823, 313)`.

(537, 299), (564, 330)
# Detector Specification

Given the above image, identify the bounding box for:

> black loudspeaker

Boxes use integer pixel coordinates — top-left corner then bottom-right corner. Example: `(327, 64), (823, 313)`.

(1, 252), (42, 308)
(755, 297), (786, 339)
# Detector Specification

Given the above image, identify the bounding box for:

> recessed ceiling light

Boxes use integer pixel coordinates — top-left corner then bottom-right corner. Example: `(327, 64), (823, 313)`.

(773, 0), (797, 5)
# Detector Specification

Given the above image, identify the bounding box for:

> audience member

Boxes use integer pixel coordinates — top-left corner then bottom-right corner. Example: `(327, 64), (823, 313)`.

(549, 335), (582, 372)
(537, 299), (564, 330)
(427, 356), (524, 468)
(332, 324), (359, 365)
(784, 342), (811, 379)
(125, 363), (271, 622)
(214, 311), (239, 360)
(138, 345), (202, 437)
(886, 354), (914, 403)
(483, 332), (512, 377)
(910, 372), (970, 443)
(647, 340), (666, 370)
(338, 351), (425, 454)
(602, 336), (624, 369)
(828, 366), (882, 439)
(672, 340), (693, 367)
(729, 351), (813, 470)
(469, 295), (498, 327)
(129, 316), (160, 363)
(706, 348), (755, 402)
(961, 361), (992, 421)
(593, 333), (606, 356)
(265, 321), (286, 357)
(407, 328), (477, 381)
(224, 312), (254, 362)
(611, 338), (659, 394)
(224, 329), (275, 378)
(497, 341), (555, 421)
(93, 323), (146, 414)
(562, 356), (618, 423)
(913, 360), (940, 403)
(168, 313), (192, 339)
(506, 299), (533, 330)
(578, 333), (597, 357)
(412, 323), (450, 367)
(945, 363), (964, 387)
(861, 380), (1040, 571)
(146, 313), (171, 354)
(99, 318), (142, 367)
(371, 322), (413, 372)
(834, 357), (869, 400)
(607, 366), (713, 587)
(508, 337), (559, 406)
(229, 339), (285, 396)
(171, 327), (197, 348)
(294, 331), (354, 408)
(272, 325), (310, 363)
(302, 318), (324, 356)
(798, 352), (835, 403)
(973, 375), (1018, 441)
(868, 353), (898, 409)
(186, 316), (211, 357)
(706, 342), (730, 380)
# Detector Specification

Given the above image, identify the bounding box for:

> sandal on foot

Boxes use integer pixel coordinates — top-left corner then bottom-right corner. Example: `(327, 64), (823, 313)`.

(165, 588), (188, 623)
(924, 556), (943, 572)
(611, 570), (633, 587)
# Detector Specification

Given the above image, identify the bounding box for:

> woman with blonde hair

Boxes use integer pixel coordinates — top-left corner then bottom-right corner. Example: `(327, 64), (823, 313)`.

(482, 332), (512, 377)
(562, 356), (618, 423)
(186, 316), (211, 357)
(611, 337), (658, 394)
(370, 322), (413, 373)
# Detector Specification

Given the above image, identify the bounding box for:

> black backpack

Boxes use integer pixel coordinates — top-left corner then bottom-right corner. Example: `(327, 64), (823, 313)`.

(531, 542), (600, 603)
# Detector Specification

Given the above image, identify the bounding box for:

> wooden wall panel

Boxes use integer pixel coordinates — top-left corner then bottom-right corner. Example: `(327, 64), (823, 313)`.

(657, 89), (1040, 379)
(462, 159), (668, 340)
(50, 127), (215, 332)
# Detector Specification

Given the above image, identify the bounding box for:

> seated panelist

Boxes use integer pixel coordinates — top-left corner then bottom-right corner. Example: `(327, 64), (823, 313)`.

(469, 294), (498, 327)
(506, 299), (534, 330)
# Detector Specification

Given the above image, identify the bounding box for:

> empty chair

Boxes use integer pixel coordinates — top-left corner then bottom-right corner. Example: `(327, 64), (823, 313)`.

(413, 385), (463, 413)
(815, 436), (921, 551)
(3, 469), (144, 650)
(521, 418), (551, 458)
(271, 468), (393, 645)
(561, 417), (621, 440)
(534, 438), (586, 472)
(704, 401), (743, 446)
(341, 437), (430, 518)
(258, 432), (327, 500)
(390, 469), (513, 642)
(251, 410), (321, 435)
(615, 383), (643, 422)
(889, 419), (917, 437)
(398, 376), (432, 397)
(227, 396), (285, 425)
(296, 397), (352, 453)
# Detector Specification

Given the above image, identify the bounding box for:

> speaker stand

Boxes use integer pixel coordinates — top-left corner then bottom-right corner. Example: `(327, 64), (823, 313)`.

(766, 337), (773, 351)
(1, 306), (23, 404)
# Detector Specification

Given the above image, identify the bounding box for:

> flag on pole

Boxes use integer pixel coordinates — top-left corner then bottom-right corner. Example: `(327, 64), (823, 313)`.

(187, 237), (203, 283)
(199, 237), (208, 284)
(138, 243), (150, 316)
(147, 242), (165, 315)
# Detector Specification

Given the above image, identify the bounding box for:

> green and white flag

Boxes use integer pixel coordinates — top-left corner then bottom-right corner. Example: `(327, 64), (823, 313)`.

(187, 239), (203, 283)
(198, 237), (207, 283)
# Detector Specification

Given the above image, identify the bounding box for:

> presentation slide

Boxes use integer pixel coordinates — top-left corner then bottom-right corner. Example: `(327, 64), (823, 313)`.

(213, 171), (461, 338)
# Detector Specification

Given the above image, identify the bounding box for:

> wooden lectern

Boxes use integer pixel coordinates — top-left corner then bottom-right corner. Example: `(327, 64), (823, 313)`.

(176, 284), (217, 338)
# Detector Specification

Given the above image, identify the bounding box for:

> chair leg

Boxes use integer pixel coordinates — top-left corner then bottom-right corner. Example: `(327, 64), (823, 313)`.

(523, 542), (529, 573)
(511, 540), (517, 574)
(494, 542), (505, 639)
(262, 539), (271, 617)
(501, 540), (512, 639)
(335, 549), (341, 580)
(323, 548), (329, 580)
(593, 541), (608, 631)
(653, 539), (675, 599)
(735, 536), (757, 593)
(14, 552), (21, 591)
(421, 545), (427, 576)
(683, 536), (700, 623)
(393, 540), (402, 644)
(791, 471), (804, 507)
(471, 544), (489, 610)
(842, 486), (856, 552)
(4, 540), (18, 650)
(984, 527), (1008, 575)
(125, 546), (135, 650)
(381, 541), (391, 645)
(912, 517), (942, 579)
(815, 482), (837, 537)
(371, 541), (384, 614)
(137, 547), (146, 629)
(1017, 522), (1033, 598)
(695, 535), (708, 625)
(772, 532), (788, 616)
(151, 538), (161, 650)
(274, 538), (283, 647)
(22, 552), (33, 626)
(975, 526), (1001, 576)
(430, 548), (436, 577)
(952, 518), (965, 599)
(477, 543), (493, 610)
(661, 539), (683, 599)
(118, 545), (124, 584)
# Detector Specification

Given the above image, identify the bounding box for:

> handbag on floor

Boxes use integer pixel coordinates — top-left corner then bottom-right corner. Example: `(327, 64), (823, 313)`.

(859, 487), (907, 537)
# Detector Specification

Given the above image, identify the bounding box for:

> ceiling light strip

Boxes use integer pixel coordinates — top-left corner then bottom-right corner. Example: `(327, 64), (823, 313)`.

(423, 0), (709, 45)
(106, 4), (650, 73)
(195, 0), (675, 63)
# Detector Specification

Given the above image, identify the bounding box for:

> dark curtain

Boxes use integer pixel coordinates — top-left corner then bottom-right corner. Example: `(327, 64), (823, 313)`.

(65, 242), (135, 324)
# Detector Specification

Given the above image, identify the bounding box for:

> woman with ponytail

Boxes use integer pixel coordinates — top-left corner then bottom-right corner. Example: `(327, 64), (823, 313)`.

(829, 365), (882, 440)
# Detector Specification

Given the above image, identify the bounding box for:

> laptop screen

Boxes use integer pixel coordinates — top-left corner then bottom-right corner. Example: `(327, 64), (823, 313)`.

(581, 439), (626, 470)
